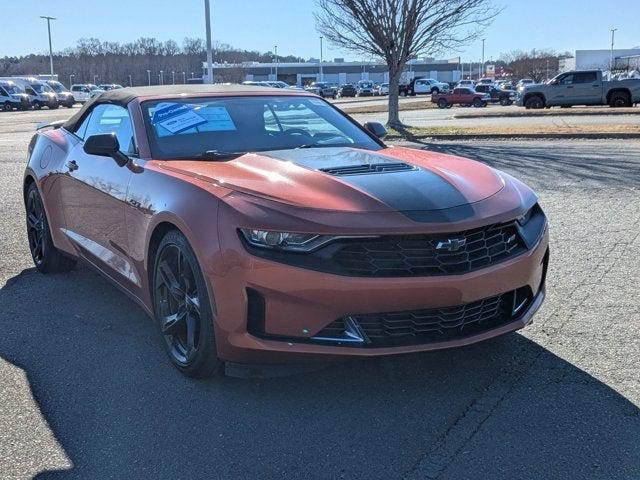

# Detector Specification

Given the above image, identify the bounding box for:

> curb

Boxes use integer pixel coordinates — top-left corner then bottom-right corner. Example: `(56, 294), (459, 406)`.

(453, 109), (640, 119)
(385, 132), (640, 141)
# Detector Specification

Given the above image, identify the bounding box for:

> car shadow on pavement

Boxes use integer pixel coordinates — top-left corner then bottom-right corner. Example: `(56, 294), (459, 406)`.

(417, 140), (640, 190)
(0, 266), (638, 480)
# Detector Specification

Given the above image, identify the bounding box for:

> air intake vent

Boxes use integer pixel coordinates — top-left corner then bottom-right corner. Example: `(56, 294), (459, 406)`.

(320, 162), (416, 176)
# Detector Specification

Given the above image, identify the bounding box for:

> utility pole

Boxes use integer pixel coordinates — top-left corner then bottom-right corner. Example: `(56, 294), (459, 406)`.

(40, 16), (56, 77)
(171, 71), (175, 84)
(128, 74), (132, 87)
(182, 71), (186, 83)
(610, 28), (618, 70)
(69, 74), (74, 88)
(204, 0), (214, 84)
(319, 36), (324, 81)
(274, 45), (278, 81)
(481, 38), (485, 78)
(147, 69), (151, 86)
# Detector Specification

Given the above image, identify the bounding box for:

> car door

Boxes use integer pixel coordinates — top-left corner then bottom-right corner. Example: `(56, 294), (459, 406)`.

(571, 71), (600, 105)
(59, 103), (138, 285)
(414, 80), (428, 94)
(548, 73), (574, 105)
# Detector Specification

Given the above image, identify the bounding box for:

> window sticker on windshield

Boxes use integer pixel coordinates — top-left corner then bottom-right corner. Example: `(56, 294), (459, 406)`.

(152, 102), (207, 134)
(194, 106), (237, 131)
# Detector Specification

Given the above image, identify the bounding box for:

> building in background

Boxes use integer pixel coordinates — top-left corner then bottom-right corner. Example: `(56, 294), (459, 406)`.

(560, 49), (640, 72)
(203, 58), (462, 85)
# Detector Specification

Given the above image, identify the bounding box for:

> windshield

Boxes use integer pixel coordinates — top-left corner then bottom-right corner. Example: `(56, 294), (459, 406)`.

(30, 83), (53, 93)
(48, 81), (67, 93)
(2, 84), (21, 94)
(142, 95), (381, 160)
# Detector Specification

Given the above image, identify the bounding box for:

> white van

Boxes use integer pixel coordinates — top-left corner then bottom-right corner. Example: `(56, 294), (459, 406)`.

(11, 77), (58, 109)
(46, 80), (76, 108)
(0, 80), (30, 111)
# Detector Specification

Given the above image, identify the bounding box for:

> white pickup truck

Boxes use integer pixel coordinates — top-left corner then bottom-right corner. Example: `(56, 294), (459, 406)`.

(517, 70), (640, 109)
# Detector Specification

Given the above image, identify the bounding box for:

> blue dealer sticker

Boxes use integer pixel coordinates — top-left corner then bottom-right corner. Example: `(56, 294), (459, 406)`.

(152, 103), (207, 134)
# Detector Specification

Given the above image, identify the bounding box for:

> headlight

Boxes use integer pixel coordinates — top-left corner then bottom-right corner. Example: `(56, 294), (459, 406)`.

(240, 229), (333, 252)
(517, 206), (535, 226)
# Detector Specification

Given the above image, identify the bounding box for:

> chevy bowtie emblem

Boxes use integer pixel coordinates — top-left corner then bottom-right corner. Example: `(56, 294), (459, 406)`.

(436, 238), (467, 252)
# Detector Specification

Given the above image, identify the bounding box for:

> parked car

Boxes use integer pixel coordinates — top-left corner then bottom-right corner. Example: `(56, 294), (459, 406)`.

(305, 82), (337, 98)
(24, 84), (548, 377)
(409, 77), (450, 95)
(71, 84), (104, 103)
(12, 78), (58, 109)
(432, 87), (490, 108)
(0, 80), (30, 111)
(379, 82), (389, 95)
(46, 80), (76, 107)
(98, 84), (123, 91)
(474, 84), (516, 106)
(456, 79), (476, 88)
(337, 83), (357, 97)
(477, 77), (495, 85)
(517, 70), (640, 109)
(516, 79), (535, 93)
(356, 80), (376, 96)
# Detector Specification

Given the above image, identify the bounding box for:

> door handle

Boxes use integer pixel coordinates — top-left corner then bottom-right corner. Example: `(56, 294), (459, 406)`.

(65, 160), (79, 171)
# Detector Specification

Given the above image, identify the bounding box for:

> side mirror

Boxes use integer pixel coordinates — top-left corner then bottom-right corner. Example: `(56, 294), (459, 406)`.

(83, 133), (129, 167)
(364, 121), (387, 139)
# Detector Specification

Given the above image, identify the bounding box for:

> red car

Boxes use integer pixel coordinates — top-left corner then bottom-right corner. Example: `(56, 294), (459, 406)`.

(24, 85), (548, 377)
(432, 87), (490, 108)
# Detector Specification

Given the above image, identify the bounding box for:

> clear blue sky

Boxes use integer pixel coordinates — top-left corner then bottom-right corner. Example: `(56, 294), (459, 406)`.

(1, 0), (638, 62)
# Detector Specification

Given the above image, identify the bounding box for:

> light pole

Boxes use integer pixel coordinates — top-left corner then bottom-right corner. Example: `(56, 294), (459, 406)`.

(147, 69), (151, 86)
(93, 74), (98, 84)
(274, 45), (278, 81)
(128, 74), (132, 87)
(182, 71), (186, 83)
(481, 38), (485, 78)
(610, 28), (618, 70)
(40, 16), (56, 77)
(319, 36), (323, 81)
(204, 0), (214, 84)
(171, 71), (175, 84)
(160, 70), (164, 85)
(191, 72), (194, 79)
(69, 74), (74, 88)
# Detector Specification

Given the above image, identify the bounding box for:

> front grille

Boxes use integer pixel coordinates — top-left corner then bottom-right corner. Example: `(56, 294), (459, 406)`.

(319, 162), (415, 176)
(330, 222), (526, 277)
(314, 288), (531, 347)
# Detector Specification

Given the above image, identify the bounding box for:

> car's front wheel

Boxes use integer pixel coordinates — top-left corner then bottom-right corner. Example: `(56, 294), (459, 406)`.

(25, 183), (76, 273)
(3, 101), (12, 111)
(153, 230), (221, 378)
(437, 98), (448, 109)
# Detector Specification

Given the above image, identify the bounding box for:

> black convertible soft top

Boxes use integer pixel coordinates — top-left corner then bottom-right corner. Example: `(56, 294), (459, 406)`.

(63, 84), (300, 132)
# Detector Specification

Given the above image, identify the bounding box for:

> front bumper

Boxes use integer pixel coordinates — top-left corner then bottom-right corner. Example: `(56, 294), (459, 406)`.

(211, 222), (549, 364)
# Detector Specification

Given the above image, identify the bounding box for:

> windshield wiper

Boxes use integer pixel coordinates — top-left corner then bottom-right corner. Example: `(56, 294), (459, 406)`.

(201, 149), (246, 159)
(296, 143), (345, 149)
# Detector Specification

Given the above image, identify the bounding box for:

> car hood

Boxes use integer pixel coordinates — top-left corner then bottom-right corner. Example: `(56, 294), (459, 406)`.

(158, 146), (505, 213)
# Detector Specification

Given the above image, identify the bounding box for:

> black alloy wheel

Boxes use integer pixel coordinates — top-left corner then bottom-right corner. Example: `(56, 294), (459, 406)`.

(25, 183), (75, 273)
(153, 230), (220, 378)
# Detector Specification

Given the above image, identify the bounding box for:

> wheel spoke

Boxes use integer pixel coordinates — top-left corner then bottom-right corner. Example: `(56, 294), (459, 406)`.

(185, 313), (198, 359)
(27, 212), (39, 228)
(157, 260), (183, 301)
(161, 309), (187, 336)
(185, 294), (200, 316)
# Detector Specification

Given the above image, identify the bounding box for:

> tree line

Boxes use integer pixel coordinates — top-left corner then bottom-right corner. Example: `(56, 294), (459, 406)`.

(0, 37), (304, 86)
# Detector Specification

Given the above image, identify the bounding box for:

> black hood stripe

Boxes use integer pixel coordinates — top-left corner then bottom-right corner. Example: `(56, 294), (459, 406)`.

(263, 147), (472, 213)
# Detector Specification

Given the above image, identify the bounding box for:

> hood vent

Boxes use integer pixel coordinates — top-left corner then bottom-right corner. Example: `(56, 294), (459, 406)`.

(320, 162), (417, 176)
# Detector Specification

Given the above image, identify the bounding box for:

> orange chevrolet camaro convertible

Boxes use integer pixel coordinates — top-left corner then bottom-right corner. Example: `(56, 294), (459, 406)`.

(24, 85), (549, 377)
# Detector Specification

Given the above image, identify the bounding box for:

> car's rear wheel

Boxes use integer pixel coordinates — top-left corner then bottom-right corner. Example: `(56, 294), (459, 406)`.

(153, 230), (221, 378)
(500, 97), (511, 106)
(437, 98), (448, 109)
(33, 101), (42, 110)
(3, 101), (12, 111)
(473, 98), (483, 107)
(25, 183), (76, 273)
(609, 91), (630, 108)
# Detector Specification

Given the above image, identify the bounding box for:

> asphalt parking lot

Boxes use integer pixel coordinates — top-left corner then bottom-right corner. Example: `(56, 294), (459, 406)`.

(0, 109), (639, 479)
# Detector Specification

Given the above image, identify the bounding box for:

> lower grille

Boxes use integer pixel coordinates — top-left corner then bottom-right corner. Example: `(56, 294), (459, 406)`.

(313, 288), (532, 347)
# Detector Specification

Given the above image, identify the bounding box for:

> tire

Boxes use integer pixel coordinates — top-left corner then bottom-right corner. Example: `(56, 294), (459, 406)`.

(499, 97), (510, 106)
(33, 101), (42, 110)
(65, 100), (75, 108)
(525, 96), (544, 109)
(25, 183), (76, 274)
(609, 91), (630, 108)
(473, 98), (483, 108)
(437, 98), (448, 109)
(431, 87), (439, 94)
(153, 229), (221, 378)
(50, 103), (59, 110)
(3, 101), (12, 111)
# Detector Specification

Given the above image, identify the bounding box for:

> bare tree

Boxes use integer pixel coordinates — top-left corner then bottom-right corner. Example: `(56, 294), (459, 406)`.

(315, 0), (497, 127)
(500, 49), (562, 83)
